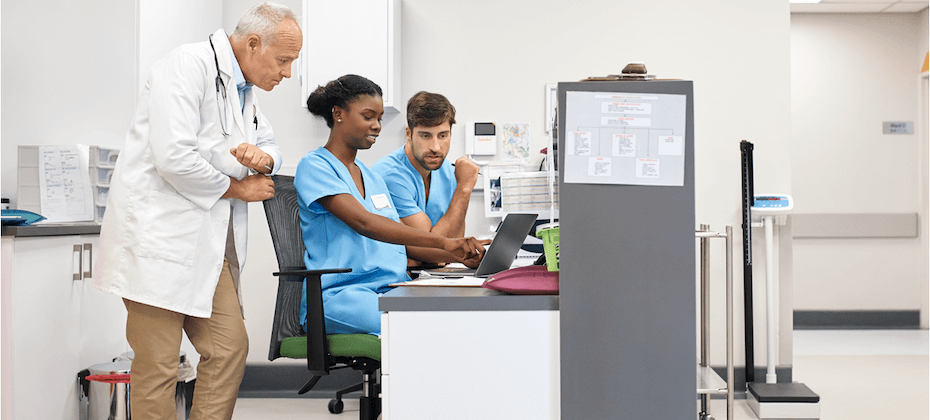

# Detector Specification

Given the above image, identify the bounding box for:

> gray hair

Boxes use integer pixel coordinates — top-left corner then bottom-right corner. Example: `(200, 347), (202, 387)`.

(231, 2), (298, 47)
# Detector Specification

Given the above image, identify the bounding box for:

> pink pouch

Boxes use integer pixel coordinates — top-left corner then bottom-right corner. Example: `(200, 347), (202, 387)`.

(481, 265), (559, 295)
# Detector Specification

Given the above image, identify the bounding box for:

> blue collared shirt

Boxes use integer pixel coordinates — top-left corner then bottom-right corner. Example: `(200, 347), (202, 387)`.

(371, 146), (457, 225)
(228, 49), (251, 113)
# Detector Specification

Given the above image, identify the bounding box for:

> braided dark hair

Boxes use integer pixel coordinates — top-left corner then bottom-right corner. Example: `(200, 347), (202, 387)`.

(306, 74), (383, 128)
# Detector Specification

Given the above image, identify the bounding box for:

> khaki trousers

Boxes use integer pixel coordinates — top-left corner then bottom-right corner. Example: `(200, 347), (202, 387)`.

(124, 260), (248, 420)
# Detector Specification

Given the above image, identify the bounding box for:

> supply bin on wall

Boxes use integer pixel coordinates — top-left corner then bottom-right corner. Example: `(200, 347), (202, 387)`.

(88, 146), (120, 223)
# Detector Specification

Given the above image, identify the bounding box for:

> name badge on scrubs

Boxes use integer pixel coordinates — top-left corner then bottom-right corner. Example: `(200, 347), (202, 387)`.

(372, 193), (391, 210)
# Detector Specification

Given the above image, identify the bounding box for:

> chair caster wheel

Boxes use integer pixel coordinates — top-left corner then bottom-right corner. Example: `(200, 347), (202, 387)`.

(328, 398), (344, 414)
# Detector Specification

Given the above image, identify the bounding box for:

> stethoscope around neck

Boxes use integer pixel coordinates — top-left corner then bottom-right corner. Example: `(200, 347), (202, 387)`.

(209, 35), (231, 137)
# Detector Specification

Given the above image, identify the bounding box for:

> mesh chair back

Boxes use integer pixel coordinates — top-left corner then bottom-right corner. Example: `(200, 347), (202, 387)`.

(263, 175), (312, 361)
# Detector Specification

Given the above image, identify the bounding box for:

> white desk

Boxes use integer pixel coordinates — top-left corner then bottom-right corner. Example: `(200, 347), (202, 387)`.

(379, 287), (559, 420)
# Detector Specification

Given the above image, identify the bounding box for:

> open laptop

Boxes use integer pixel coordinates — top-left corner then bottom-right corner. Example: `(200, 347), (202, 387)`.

(422, 213), (538, 278)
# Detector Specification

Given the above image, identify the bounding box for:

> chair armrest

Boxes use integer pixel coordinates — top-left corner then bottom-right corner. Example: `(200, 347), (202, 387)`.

(274, 268), (352, 279)
(272, 266), (352, 376)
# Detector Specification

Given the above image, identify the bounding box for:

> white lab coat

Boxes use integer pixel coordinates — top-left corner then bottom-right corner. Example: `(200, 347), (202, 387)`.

(94, 29), (281, 318)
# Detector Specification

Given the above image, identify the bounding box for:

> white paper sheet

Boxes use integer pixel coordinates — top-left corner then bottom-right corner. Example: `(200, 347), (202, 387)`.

(390, 276), (486, 287)
(564, 91), (687, 186)
(658, 136), (683, 156)
(38, 145), (94, 222)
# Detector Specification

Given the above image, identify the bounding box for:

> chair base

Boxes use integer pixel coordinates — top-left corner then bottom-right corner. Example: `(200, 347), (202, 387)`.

(335, 381), (362, 401)
(297, 376), (322, 395)
(359, 394), (381, 420)
(338, 370), (380, 420)
(315, 369), (381, 420)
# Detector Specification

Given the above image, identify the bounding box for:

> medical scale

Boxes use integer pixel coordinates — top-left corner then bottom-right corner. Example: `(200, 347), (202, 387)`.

(741, 141), (820, 419)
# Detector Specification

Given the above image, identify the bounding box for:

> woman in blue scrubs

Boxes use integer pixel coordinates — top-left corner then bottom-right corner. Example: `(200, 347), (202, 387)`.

(295, 74), (485, 335)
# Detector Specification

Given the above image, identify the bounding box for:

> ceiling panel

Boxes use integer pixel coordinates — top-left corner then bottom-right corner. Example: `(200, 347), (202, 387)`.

(884, 2), (930, 11)
(820, 0), (893, 3)
(791, 3), (892, 12)
(791, 0), (928, 13)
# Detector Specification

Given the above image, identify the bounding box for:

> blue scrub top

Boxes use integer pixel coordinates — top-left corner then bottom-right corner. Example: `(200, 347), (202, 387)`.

(294, 147), (410, 332)
(371, 146), (457, 225)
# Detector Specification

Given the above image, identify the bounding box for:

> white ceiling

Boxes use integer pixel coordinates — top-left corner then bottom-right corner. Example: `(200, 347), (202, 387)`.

(791, 0), (929, 13)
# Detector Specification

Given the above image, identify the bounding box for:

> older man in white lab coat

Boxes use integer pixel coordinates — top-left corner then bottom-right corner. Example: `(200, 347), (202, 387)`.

(94, 3), (301, 419)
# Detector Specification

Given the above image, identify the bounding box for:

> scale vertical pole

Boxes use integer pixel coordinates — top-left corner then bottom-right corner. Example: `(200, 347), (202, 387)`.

(763, 215), (777, 384)
(740, 140), (755, 386)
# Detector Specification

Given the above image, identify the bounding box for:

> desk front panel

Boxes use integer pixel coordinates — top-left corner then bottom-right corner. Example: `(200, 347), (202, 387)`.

(381, 309), (559, 420)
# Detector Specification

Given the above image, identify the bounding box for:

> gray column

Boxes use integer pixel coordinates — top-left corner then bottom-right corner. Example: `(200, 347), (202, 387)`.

(558, 81), (695, 419)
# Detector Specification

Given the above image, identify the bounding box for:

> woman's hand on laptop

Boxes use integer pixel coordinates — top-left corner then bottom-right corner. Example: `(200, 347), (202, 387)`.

(443, 237), (488, 261)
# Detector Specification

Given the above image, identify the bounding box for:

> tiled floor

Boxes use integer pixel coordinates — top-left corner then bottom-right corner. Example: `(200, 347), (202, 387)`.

(786, 329), (928, 420)
(232, 330), (929, 420)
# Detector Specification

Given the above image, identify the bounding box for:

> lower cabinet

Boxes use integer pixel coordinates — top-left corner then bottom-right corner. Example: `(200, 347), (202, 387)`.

(2, 233), (129, 420)
(381, 310), (560, 420)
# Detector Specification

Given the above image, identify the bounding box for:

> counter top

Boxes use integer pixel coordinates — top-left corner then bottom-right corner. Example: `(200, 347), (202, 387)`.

(2, 223), (101, 237)
(379, 286), (559, 312)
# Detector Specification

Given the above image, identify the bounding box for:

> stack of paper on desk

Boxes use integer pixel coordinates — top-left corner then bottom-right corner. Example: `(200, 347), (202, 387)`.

(390, 264), (484, 287)
(391, 276), (486, 287)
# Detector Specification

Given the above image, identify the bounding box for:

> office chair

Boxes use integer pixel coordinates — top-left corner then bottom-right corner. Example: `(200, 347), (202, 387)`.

(263, 175), (382, 420)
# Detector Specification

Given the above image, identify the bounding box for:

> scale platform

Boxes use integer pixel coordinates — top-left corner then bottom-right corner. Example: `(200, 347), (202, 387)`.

(748, 383), (820, 419)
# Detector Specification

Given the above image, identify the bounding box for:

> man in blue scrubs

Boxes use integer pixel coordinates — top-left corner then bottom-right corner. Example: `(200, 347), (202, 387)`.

(372, 91), (482, 266)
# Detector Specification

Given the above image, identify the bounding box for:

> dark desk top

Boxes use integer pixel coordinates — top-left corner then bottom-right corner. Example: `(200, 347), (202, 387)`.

(2, 223), (101, 237)
(379, 286), (559, 312)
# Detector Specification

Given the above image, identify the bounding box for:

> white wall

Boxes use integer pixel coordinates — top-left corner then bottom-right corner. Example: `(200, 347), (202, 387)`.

(0, 0), (221, 201)
(1, 0), (796, 371)
(790, 12), (927, 314)
(1, 0), (138, 204)
(139, 0), (223, 95)
(0, 1), (921, 390)
(227, 0), (794, 369)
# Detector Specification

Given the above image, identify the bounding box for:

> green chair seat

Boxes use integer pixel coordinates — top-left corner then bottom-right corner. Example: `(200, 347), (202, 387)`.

(280, 334), (381, 361)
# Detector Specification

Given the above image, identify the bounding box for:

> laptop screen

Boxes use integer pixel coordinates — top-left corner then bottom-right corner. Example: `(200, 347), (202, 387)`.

(419, 213), (538, 278)
(474, 213), (538, 276)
